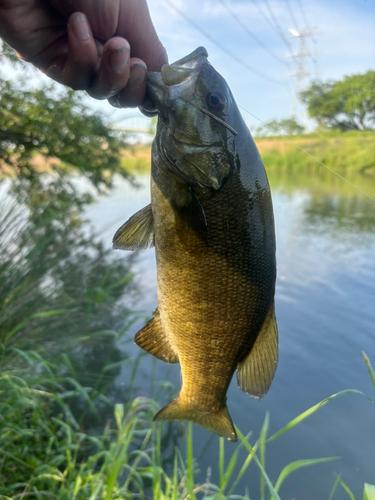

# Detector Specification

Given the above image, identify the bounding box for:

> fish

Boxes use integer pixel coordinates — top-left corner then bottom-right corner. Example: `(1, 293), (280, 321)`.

(113, 47), (278, 442)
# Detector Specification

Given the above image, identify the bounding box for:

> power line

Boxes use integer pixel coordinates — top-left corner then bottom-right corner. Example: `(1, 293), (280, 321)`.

(248, 0), (287, 44)
(285, 0), (299, 29)
(297, 0), (317, 43)
(261, 0), (293, 51)
(217, 0), (288, 66)
(162, 0), (284, 85)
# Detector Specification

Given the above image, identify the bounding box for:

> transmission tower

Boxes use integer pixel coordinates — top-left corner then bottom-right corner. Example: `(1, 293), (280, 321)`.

(286, 27), (320, 125)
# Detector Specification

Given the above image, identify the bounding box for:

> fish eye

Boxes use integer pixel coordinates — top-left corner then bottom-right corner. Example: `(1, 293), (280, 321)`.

(206, 91), (226, 110)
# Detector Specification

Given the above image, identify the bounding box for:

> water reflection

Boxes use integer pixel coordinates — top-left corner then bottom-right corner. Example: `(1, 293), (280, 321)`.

(1, 167), (374, 498)
(88, 168), (375, 499)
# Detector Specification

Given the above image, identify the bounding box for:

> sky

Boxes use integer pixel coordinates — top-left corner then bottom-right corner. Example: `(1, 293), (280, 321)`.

(3, 0), (374, 136)
(113, 0), (375, 135)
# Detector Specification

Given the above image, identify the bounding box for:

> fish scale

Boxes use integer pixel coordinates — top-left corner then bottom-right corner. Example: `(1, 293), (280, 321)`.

(113, 47), (278, 441)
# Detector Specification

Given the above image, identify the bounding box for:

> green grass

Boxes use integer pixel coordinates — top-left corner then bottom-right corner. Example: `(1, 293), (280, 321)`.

(2, 345), (374, 499)
(1, 176), (375, 499)
(255, 130), (375, 175)
(115, 130), (375, 177)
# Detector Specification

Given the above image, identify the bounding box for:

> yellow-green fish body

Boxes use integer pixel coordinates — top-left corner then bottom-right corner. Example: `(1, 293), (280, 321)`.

(114, 47), (278, 441)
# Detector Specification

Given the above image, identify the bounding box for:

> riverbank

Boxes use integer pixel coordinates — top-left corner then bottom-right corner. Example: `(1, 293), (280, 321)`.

(121, 130), (375, 176)
(2, 131), (373, 179)
(1, 172), (375, 499)
(256, 130), (375, 174)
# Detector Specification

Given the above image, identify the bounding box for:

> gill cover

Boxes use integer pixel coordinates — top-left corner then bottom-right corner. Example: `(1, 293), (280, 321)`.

(147, 48), (238, 190)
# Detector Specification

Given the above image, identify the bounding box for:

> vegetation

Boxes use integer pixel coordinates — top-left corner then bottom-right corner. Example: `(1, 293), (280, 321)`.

(120, 145), (151, 175)
(255, 130), (375, 175)
(1, 38), (375, 500)
(256, 118), (305, 136)
(0, 181), (374, 499)
(300, 71), (375, 131)
(0, 75), (128, 186)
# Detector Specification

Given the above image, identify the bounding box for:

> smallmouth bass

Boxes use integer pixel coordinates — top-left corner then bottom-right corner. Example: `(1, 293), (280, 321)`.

(113, 47), (278, 442)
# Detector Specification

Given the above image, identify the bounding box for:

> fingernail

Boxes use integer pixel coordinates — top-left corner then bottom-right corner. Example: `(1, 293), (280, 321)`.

(128, 63), (147, 88)
(109, 44), (130, 73)
(71, 13), (91, 41)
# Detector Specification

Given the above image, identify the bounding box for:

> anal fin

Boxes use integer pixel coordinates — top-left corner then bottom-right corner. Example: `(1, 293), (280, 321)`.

(113, 203), (154, 251)
(237, 303), (278, 399)
(154, 397), (237, 442)
(135, 308), (179, 364)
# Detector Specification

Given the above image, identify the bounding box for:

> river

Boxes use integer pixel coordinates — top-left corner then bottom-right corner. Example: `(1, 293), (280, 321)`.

(81, 167), (375, 499)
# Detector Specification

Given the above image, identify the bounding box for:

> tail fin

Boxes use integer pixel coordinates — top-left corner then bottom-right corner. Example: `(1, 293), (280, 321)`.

(154, 397), (237, 442)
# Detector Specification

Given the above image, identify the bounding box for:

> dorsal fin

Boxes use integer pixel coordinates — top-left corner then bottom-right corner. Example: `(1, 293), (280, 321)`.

(237, 303), (278, 399)
(135, 309), (179, 364)
(113, 204), (154, 251)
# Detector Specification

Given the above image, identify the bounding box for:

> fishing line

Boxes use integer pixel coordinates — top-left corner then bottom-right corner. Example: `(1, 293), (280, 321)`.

(239, 105), (375, 203)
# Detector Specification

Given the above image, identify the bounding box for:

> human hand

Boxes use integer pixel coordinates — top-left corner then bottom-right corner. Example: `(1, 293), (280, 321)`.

(0, 0), (167, 109)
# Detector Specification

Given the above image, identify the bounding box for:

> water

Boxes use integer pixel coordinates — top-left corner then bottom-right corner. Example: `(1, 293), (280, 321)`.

(83, 168), (375, 498)
(2, 167), (373, 497)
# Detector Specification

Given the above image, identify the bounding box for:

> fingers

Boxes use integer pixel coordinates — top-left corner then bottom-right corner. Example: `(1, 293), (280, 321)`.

(107, 58), (147, 108)
(63, 12), (98, 89)
(88, 37), (131, 100)
(86, 37), (147, 107)
(44, 9), (155, 109)
(46, 12), (98, 90)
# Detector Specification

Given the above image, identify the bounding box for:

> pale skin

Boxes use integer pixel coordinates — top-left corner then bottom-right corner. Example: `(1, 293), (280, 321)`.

(0, 0), (167, 110)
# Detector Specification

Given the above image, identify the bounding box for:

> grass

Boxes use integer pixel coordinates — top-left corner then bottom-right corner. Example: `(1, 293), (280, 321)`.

(119, 145), (152, 175)
(255, 130), (375, 175)
(1, 345), (374, 499)
(1, 175), (375, 499)
(117, 130), (375, 177)
(5, 130), (374, 179)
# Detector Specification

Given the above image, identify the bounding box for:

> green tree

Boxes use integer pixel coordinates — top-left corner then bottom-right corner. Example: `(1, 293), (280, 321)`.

(0, 77), (129, 186)
(300, 71), (375, 131)
(256, 117), (305, 136)
(1, 40), (130, 186)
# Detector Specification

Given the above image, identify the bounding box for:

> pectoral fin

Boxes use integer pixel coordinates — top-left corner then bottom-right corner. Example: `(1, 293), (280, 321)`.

(237, 304), (278, 399)
(135, 309), (179, 364)
(113, 204), (154, 251)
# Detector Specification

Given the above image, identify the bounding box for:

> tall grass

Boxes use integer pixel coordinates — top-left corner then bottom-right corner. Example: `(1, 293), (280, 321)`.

(2, 346), (374, 499)
(1, 177), (374, 499)
(255, 130), (375, 175)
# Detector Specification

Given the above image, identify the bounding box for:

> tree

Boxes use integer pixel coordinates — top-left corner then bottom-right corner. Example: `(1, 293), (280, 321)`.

(0, 41), (130, 187)
(256, 117), (305, 136)
(0, 77), (130, 186)
(300, 71), (375, 131)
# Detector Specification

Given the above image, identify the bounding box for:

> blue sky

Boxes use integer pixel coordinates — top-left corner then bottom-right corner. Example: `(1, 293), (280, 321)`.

(5, 0), (373, 136)
(117, 0), (375, 134)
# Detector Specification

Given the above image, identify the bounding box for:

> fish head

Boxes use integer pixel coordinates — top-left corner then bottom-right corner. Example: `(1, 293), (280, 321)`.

(145, 47), (241, 190)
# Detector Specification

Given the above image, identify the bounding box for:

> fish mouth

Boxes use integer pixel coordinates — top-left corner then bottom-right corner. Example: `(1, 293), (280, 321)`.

(169, 46), (208, 67)
(139, 47), (209, 116)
